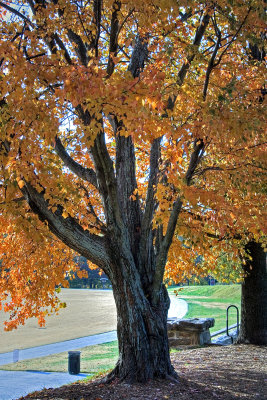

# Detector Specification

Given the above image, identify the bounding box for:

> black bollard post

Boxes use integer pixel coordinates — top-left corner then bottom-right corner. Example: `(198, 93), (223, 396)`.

(68, 351), (81, 375)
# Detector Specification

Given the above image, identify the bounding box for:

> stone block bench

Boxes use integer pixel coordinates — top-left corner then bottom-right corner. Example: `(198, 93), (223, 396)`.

(167, 317), (215, 346)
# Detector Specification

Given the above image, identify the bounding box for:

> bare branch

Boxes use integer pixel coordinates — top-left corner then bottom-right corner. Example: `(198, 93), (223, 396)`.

(0, 2), (35, 28)
(27, 0), (35, 15)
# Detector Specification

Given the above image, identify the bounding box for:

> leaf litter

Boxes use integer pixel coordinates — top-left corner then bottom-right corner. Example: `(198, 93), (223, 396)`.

(18, 345), (266, 400)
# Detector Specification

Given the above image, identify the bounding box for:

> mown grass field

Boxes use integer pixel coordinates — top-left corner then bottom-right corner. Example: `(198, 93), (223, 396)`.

(0, 289), (117, 353)
(1, 284), (241, 377)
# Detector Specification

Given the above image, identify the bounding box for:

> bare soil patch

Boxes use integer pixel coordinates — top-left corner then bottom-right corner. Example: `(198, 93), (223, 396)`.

(189, 300), (227, 309)
(176, 295), (210, 299)
(0, 289), (116, 352)
(18, 345), (266, 400)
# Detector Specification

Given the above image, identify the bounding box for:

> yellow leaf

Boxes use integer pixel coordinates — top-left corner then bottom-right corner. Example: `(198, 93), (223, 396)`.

(17, 180), (25, 189)
(62, 211), (68, 218)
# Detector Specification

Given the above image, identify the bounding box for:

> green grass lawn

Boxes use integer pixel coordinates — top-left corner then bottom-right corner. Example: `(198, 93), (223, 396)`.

(1, 284), (241, 376)
(0, 341), (119, 376)
(168, 284), (241, 333)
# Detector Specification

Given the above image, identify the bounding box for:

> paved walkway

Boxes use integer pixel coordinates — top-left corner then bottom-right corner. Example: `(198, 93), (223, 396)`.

(0, 370), (88, 400)
(168, 296), (188, 319)
(0, 297), (188, 400)
(0, 330), (117, 400)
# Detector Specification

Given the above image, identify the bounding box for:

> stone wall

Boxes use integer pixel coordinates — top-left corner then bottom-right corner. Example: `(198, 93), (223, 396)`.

(167, 318), (215, 346)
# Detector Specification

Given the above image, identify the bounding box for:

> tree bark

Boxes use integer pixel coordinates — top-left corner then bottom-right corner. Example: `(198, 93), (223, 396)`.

(237, 241), (267, 345)
(107, 264), (176, 383)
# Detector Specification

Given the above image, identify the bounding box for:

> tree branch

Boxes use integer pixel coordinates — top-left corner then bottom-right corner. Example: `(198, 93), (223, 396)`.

(128, 34), (148, 78)
(118, 7), (135, 35)
(90, 128), (122, 230)
(0, 196), (25, 205)
(152, 197), (183, 304)
(151, 138), (205, 302)
(195, 166), (223, 177)
(106, 0), (121, 77)
(93, 0), (102, 57)
(53, 33), (73, 64)
(67, 29), (89, 66)
(167, 12), (211, 111)
(185, 139), (205, 185)
(140, 137), (161, 260)
(177, 13), (211, 86)
(203, 23), (221, 100)
(54, 137), (98, 188)
(0, 2), (35, 28)
(21, 181), (111, 273)
(213, 8), (252, 68)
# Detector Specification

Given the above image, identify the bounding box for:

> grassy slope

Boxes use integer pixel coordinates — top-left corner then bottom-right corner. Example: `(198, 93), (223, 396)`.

(1, 285), (241, 375)
(168, 284), (241, 332)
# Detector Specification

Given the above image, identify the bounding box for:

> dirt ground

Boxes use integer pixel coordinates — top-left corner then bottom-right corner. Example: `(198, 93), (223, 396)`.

(18, 344), (266, 400)
(0, 289), (117, 352)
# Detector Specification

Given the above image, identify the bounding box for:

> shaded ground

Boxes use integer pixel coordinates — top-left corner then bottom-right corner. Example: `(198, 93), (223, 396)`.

(18, 345), (266, 400)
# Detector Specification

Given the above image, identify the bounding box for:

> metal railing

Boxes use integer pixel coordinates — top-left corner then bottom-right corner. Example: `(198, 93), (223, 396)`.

(211, 323), (239, 338)
(226, 305), (239, 343)
(211, 305), (240, 343)
(213, 324), (240, 338)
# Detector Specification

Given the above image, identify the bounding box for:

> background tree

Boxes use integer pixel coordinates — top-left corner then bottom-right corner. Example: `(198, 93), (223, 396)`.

(236, 33), (267, 345)
(68, 256), (111, 288)
(237, 241), (267, 345)
(166, 30), (266, 345)
(0, 0), (266, 382)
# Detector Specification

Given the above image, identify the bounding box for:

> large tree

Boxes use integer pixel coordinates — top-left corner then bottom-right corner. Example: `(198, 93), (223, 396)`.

(0, 0), (266, 382)
(237, 240), (267, 345)
(236, 37), (267, 345)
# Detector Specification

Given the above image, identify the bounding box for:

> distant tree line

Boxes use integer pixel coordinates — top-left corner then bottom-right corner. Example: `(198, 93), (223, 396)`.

(67, 257), (111, 289)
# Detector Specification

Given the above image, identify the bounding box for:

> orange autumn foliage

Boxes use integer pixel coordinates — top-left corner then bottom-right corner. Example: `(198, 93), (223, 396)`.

(0, 0), (266, 330)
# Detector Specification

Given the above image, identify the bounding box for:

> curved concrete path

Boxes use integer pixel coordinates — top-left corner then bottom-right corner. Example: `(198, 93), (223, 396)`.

(168, 296), (188, 319)
(0, 297), (188, 400)
(0, 331), (117, 367)
(0, 370), (88, 400)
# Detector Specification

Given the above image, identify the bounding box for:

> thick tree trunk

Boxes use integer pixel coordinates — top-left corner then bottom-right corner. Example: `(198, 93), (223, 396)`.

(106, 265), (176, 383)
(237, 241), (267, 345)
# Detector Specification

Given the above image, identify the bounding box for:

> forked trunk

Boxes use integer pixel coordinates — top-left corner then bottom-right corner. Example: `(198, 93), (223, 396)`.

(237, 241), (267, 345)
(106, 268), (176, 383)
